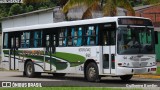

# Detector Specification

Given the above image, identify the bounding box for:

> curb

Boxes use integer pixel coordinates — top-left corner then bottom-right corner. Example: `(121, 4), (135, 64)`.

(134, 74), (160, 79)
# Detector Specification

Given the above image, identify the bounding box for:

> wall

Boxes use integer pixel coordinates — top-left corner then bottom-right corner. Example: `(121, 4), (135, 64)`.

(2, 11), (53, 29)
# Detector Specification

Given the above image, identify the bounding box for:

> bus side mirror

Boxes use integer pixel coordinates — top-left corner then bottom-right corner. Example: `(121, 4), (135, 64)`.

(154, 31), (158, 44)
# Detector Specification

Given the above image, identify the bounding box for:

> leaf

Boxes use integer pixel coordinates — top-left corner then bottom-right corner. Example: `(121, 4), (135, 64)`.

(103, 0), (117, 16)
(62, 0), (99, 13)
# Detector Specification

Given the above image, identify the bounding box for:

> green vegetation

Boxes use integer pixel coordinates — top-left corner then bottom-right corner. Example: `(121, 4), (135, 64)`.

(0, 87), (142, 90)
(157, 67), (160, 74)
(63, 0), (135, 19)
(1, 0), (158, 19)
(0, 0), (64, 19)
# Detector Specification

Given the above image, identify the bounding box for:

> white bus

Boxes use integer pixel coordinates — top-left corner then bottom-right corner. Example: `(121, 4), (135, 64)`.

(2, 16), (157, 82)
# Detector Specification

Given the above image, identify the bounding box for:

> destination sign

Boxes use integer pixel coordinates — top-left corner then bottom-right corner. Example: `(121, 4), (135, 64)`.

(118, 18), (153, 26)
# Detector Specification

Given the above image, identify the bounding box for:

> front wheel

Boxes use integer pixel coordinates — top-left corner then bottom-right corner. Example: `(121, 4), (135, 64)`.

(85, 62), (101, 82)
(120, 75), (133, 81)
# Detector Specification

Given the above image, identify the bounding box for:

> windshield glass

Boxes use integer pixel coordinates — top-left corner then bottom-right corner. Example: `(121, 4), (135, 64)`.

(117, 27), (155, 54)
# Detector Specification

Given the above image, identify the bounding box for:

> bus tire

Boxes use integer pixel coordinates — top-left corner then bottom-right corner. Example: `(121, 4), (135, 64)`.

(85, 62), (101, 82)
(120, 75), (133, 81)
(25, 61), (36, 78)
(53, 73), (66, 77)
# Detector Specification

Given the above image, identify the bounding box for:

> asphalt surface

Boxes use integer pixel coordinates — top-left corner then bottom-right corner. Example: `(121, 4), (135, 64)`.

(0, 71), (160, 88)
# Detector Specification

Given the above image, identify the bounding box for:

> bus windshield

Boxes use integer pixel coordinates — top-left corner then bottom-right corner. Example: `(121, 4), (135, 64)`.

(117, 27), (155, 54)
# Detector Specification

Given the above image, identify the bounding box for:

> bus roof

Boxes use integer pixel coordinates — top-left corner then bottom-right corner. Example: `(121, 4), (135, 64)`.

(3, 16), (152, 32)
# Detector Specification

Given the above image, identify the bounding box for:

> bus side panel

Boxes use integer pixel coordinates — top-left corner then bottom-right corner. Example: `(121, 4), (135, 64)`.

(18, 48), (45, 72)
(1, 49), (10, 70)
(18, 61), (24, 71)
(55, 46), (101, 75)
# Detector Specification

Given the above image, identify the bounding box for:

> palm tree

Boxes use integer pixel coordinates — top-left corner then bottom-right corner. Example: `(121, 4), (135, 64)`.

(62, 0), (135, 19)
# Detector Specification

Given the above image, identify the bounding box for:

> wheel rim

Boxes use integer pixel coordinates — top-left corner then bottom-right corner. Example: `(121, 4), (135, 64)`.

(88, 67), (96, 79)
(27, 64), (32, 75)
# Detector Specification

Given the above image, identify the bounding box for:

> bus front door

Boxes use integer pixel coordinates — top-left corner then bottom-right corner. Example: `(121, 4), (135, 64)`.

(102, 25), (116, 74)
(10, 33), (20, 70)
(44, 33), (56, 72)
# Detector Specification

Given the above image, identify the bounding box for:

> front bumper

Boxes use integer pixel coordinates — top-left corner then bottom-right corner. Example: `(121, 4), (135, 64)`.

(116, 66), (157, 75)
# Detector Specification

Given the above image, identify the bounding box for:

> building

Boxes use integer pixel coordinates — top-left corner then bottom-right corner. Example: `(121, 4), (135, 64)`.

(1, 7), (65, 30)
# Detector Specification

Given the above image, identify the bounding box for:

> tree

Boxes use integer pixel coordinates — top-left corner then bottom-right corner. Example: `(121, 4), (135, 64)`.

(63, 0), (135, 19)
(0, 4), (13, 18)
(9, 4), (23, 16)
(26, 5), (34, 12)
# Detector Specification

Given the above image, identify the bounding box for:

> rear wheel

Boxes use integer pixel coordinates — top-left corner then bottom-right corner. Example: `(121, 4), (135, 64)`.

(53, 73), (66, 77)
(25, 61), (36, 78)
(120, 75), (133, 81)
(85, 62), (101, 82)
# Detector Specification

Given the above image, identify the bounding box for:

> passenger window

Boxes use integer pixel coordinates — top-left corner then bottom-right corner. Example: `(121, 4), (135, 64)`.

(59, 28), (66, 46)
(34, 31), (42, 47)
(77, 27), (82, 46)
(21, 32), (30, 48)
(85, 26), (98, 45)
(67, 28), (72, 46)
(3, 33), (8, 49)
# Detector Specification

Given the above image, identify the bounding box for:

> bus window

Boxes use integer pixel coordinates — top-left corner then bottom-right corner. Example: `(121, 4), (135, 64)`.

(67, 28), (72, 46)
(71, 27), (76, 46)
(34, 31), (42, 47)
(21, 32), (30, 48)
(59, 28), (66, 46)
(16, 37), (19, 48)
(85, 26), (98, 45)
(77, 27), (82, 46)
(3, 33), (8, 49)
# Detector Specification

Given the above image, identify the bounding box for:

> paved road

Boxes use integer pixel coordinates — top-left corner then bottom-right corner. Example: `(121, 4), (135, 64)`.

(0, 71), (160, 88)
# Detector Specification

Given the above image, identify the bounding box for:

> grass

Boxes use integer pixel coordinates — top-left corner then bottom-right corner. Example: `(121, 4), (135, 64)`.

(157, 67), (160, 74)
(0, 87), (142, 90)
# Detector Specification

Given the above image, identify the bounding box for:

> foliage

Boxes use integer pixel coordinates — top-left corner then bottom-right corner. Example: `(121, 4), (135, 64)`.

(26, 5), (34, 12)
(63, 0), (135, 19)
(0, 0), (59, 19)
(9, 4), (23, 16)
(157, 67), (160, 74)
